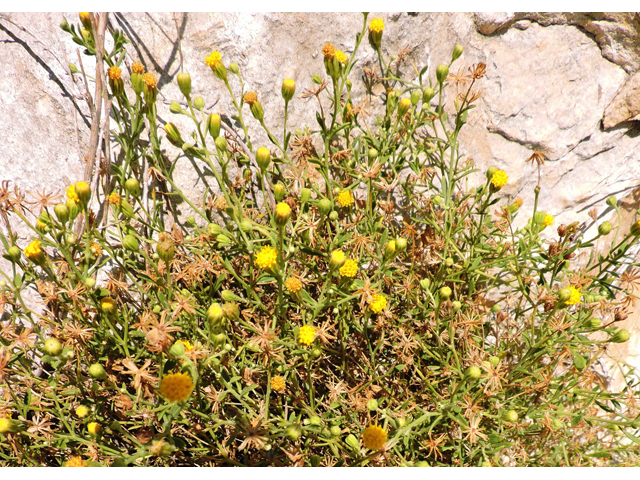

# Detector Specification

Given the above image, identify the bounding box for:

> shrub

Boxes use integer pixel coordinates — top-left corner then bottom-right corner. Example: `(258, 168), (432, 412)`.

(0, 12), (639, 467)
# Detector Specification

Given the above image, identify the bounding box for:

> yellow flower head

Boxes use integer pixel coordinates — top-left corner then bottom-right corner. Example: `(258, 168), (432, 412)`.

(0, 417), (11, 433)
(24, 239), (42, 260)
(78, 12), (90, 23)
(158, 372), (194, 403)
(298, 325), (316, 346)
(285, 277), (303, 293)
(322, 42), (336, 59)
(362, 424), (387, 450)
(329, 249), (346, 270)
(565, 286), (581, 305)
(271, 375), (286, 392)
(337, 190), (354, 208)
(131, 62), (145, 74)
(87, 422), (101, 435)
(335, 50), (348, 64)
(108, 192), (121, 205)
(244, 91), (258, 105)
(490, 170), (508, 189)
(283, 78), (295, 89)
(339, 259), (358, 277)
(369, 294), (387, 314)
(542, 214), (554, 227)
(205, 50), (222, 67)
(108, 66), (121, 80)
(143, 73), (157, 89)
(275, 202), (292, 223)
(75, 405), (89, 418)
(176, 339), (194, 351)
(65, 456), (87, 467)
(90, 243), (103, 256)
(66, 184), (79, 203)
(255, 245), (277, 270)
(369, 18), (385, 34)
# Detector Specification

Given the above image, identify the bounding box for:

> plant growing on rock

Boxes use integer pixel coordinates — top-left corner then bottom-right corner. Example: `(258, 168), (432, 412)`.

(0, 12), (639, 467)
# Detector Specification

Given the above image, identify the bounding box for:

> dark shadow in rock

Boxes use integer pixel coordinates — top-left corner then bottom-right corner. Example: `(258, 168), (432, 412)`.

(0, 21), (91, 130)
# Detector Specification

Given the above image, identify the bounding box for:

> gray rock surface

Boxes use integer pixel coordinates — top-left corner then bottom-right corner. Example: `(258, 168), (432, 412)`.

(1, 12), (640, 380)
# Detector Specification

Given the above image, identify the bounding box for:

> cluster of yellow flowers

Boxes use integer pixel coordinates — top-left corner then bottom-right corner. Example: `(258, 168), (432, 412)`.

(255, 245), (278, 270)
(362, 424), (387, 450)
(270, 376), (286, 392)
(158, 372), (194, 403)
(339, 259), (358, 277)
(490, 170), (508, 189)
(337, 190), (354, 208)
(298, 325), (316, 346)
(369, 294), (387, 314)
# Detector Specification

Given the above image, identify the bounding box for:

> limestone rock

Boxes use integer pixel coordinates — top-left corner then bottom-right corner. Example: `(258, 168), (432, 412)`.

(603, 72), (640, 129)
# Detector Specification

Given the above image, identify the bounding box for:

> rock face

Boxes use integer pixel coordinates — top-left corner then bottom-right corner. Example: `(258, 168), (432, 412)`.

(1, 12), (640, 384)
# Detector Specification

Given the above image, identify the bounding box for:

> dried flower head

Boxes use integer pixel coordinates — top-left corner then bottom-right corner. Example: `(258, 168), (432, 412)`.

(271, 376), (286, 392)
(158, 372), (194, 403)
(322, 42), (336, 59)
(362, 424), (387, 450)
(244, 91), (258, 105)
(369, 294), (387, 314)
(108, 66), (121, 80)
(131, 61), (145, 74)
(339, 259), (358, 277)
(337, 190), (354, 208)
(490, 170), (508, 189)
(285, 277), (303, 293)
(298, 325), (316, 345)
(255, 245), (277, 270)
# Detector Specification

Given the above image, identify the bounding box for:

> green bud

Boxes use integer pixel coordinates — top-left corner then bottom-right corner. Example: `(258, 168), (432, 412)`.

(170, 101), (183, 114)
(156, 236), (175, 263)
(207, 223), (222, 236)
(206, 303), (224, 324)
(312, 74), (322, 84)
(345, 433), (360, 450)
(274, 184), (285, 202)
(85, 277), (96, 289)
(208, 114), (221, 139)
(310, 455), (321, 467)
(193, 96), (205, 110)
(220, 289), (242, 303)
(432, 195), (442, 206)
(122, 234), (140, 253)
(366, 399), (378, 411)
(124, 178), (141, 198)
(164, 122), (183, 147)
(88, 363), (106, 380)
(310, 347), (322, 359)
(605, 196), (617, 208)
(281, 78), (296, 102)
(54, 203), (70, 224)
(177, 72), (191, 97)
(436, 64), (449, 84)
(384, 240), (397, 259)
(216, 234), (232, 247)
(44, 338), (63, 356)
(598, 221), (613, 236)
(222, 302), (240, 321)
(503, 410), (518, 423)
(368, 148), (378, 161)
(419, 278), (430, 290)
(452, 44), (464, 61)
(610, 329), (630, 343)
(439, 286), (452, 299)
(584, 317), (602, 329)
(444, 257), (454, 267)
(256, 147), (271, 171)
(557, 288), (572, 303)
(330, 425), (341, 437)
(452, 301), (462, 311)
(240, 219), (252, 232)
(481, 461), (492, 467)
(228, 63), (239, 74)
(318, 198), (332, 216)
(285, 424), (303, 441)
(422, 87), (435, 104)
(486, 167), (498, 181)
(533, 211), (546, 225)
(215, 136), (228, 153)
(465, 366), (481, 380)
(169, 341), (186, 359)
(491, 304), (501, 313)
(329, 211), (339, 221)
(7, 246), (21, 263)
(300, 188), (311, 204)
(415, 461), (430, 467)
(395, 237), (407, 253)
(410, 90), (421, 105)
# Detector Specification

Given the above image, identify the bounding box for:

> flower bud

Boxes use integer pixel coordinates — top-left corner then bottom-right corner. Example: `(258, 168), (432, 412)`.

(225, 62), (238, 74)
(122, 234), (139, 253)
(275, 202), (292, 226)
(329, 250), (346, 270)
(366, 399), (378, 411)
(44, 338), (63, 356)
(54, 203), (69, 224)
(300, 188), (311, 204)
(74, 181), (91, 207)
(120, 199), (134, 218)
(107, 66), (124, 97)
(631, 220), (640, 237)
(384, 240), (397, 259)
(194, 96), (205, 110)
(318, 198), (332, 216)
(7, 246), (21, 263)
(503, 410), (518, 423)
(439, 286), (452, 299)
(131, 72), (144, 95)
(256, 147), (271, 171)
(76, 405), (89, 418)
(598, 221), (612, 236)
(206, 303), (224, 325)
(125, 178), (141, 198)
(584, 317), (602, 329)
(557, 288), (572, 303)
(436, 64), (449, 84)
(170, 101), (183, 114)
(368, 18), (384, 49)
(330, 425), (341, 437)
(274, 184), (285, 202)
(156, 236), (175, 263)
(397, 97), (411, 118)
(207, 223), (222, 237)
(101, 296), (116, 314)
(610, 329), (630, 343)
(222, 302), (240, 321)
(208, 114), (221, 139)
(85, 277), (96, 289)
(216, 234), (232, 247)
(88, 363), (106, 380)
(149, 438), (176, 457)
(533, 211), (546, 225)
(465, 366), (481, 380)
(220, 289), (242, 303)
(508, 197), (523, 214)
(239, 218), (252, 232)
(282, 78), (296, 102)
(422, 87), (435, 104)
(606, 196), (617, 208)
(285, 424), (303, 441)
(452, 44), (464, 61)
(177, 72), (191, 98)
(345, 433), (360, 450)
(368, 148), (378, 161)
(215, 136), (228, 154)
(87, 422), (101, 436)
(250, 100), (264, 121)
(420, 278), (430, 290)
(452, 300), (462, 311)
(329, 211), (339, 221)
(169, 341), (186, 359)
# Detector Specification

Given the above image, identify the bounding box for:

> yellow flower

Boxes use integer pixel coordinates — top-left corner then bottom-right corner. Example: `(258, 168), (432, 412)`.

(337, 190), (354, 208)
(176, 339), (194, 351)
(339, 259), (358, 277)
(131, 62), (145, 74)
(65, 456), (87, 467)
(369, 294), (387, 314)
(369, 18), (385, 34)
(0, 417), (10, 433)
(244, 91), (258, 105)
(542, 214), (554, 227)
(255, 245), (277, 270)
(490, 170), (508, 189)
(362, 424), (387, 450)
(322, 42), (336, 59)
(158, 372), (194, 403)
(205, 50), (222, 67)
(78, 12), (90, 23)
(24, 239), (42, 260)
(75, 405), (89, 418)
(90, 243), (103, 256)
(143, 73), (157, 89)
(335, 50), (348, 64)
(108, 192), (121, 205)
(66, 184), (79, 203)
(285, 277), (303, 293)
(329, 249), (346, 269)
(275, 202), (292, 225)
(87, 422), (101, 435)
(565, 286), (581, 305)
(271, 376), (286, 392)
(298, 325), (316, 346)
(108, 66), (121, 80)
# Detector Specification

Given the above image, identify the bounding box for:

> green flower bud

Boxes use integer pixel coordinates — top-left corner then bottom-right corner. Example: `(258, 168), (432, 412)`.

(384, 240), (397, 259)
(345, 433), (360, 450)
(215, 136), (228, 153)
(169, 341), (186, 359)
(452, 300), (462, 311)
(419, 278), (430, 290)
(208, 114), (221, 139)
(491, 304), (501, 313)
(410, 90), (421, 105)
(122, 234), (139, 253)
(170, 101), (183, 114)
(486, 167), (498, 181)
(120, 199), (134, 218)
(610, 329), (630, 343)
(282, 78), (296, 102)
(228, 62), (239, 74)
(584, 317), (602, 329)
(250, 101), (264, 121)
(310, 347), (322, 359)
(74, 181), (91, 207)
(177, 72), (191, 98)
(452, 44), (464, 61)
(149, 438), (176, 457)
(330, 425), (342, 437)
(444, 257), (454, 267)
(54, 203), (70, 224)
(415, 461), (430, 467)
(436, 64), (449, 84)
(256, 147), (271, 171)
(85, 277), (96, 289)
(216, 234), (232, 247)
(368, 148), (378, 161)
(557, 288), (572, 303)
(318, 198), (332, 216)
(285, 424), (303, 441)
(329, 211), (339, 221)
(44, 338), (63, 356)
(124, 178), (141, 198)
(275, 202), (292, 226)
(193, 96), (205, 110)
(397, 97), (411, 118)
(503, 410), (518, 423)
(439, 286), (452, 299)
(366, 399), (379, 411)
(206, 303), (225, 325)
(239, 218), (252, 232)
(300, 187), (311, 204)
(606, 196), (617, 208)
(7, 246), (21, 263)
(88, 363), (106, 380)
(156, 235), (175, 263)
(598, 221), (612, 236)
(465, 366), (481, 380)
(274, 184), (285, 202)
(395, 237), (407, 253)
(312, 74), (322, 84)
(533, 211), (546, 225)
(164, 122), (183, 147)
(422, 87), (435, 105)
(222, 302), (240, 321)
(206, 223), (222, 236)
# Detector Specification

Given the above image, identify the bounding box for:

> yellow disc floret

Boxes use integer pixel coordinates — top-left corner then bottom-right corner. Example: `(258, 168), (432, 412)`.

(176, 339), (194, 351)
(335, 50), (348, 64)
(131, 62), (145, 74)
(369, 294), (387, 314)
(143, 73), (157, 89)
(339, 259), (358, 277)
(24, 239), (42, 260)
(337, 190), (354, 208)
(271, 376), (286, 392)
(362, 424), (387, 450)
(108, 66), (121, 80)
(66, 184), (79, 202)
(205, 50), (222, 67)
(322, 42), (336, 59)
(244, 91), (258, 105)
(65, 456), (87, 467)
(255, 245), (278, 270)
(298, 325), (316, 346)
(565, 286), (581, 305)
(158, 372), (195, 403)
(285, 277), (303, 293)
(369, 18), (385, 34)
(490, 170), (508, 188)
(542, 214), (554, 227)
